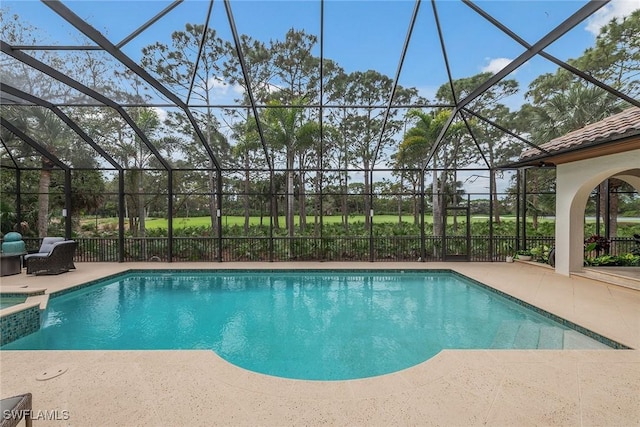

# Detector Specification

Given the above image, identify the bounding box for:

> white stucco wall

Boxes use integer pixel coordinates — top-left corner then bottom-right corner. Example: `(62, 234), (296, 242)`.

(554, 149), (640, 275)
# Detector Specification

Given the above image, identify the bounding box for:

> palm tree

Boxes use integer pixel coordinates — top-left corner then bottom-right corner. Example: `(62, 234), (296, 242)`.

(398, 109), (467, 237)
(528, 85), (622, 144)
(527, 84), (624, 234)
(262, 98), (309, 237)
(395, 110), (436, 225)
(16, 108), (72, 237)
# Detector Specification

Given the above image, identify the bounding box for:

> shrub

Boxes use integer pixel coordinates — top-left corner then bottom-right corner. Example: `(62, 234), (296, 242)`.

(584, 235), (610, 252)
(530, 245), (551, 263)
(585, 253), (640, 267)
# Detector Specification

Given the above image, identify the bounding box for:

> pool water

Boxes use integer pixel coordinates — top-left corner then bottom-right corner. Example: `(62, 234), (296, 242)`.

(1, 271), (610, 380)
(0, 295), (27, 310)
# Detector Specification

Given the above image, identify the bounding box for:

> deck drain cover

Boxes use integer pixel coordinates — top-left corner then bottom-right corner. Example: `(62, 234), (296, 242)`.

(36, 365), (68, 381)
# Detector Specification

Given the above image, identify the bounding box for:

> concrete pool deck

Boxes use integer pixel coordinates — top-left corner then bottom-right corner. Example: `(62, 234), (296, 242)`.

(1, 262), (639, 426)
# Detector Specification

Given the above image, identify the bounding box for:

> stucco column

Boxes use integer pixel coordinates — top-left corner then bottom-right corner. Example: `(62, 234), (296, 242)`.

(555, 163), (588, 275)
(554, 150), (640, 276)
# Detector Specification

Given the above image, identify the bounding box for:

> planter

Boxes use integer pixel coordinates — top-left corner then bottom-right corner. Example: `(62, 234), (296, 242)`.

(505, 256), (514, 263)
(518, 255), (532, 261)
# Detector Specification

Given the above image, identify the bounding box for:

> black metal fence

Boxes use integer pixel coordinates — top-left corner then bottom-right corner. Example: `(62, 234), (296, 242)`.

(22, 236), (636, 263)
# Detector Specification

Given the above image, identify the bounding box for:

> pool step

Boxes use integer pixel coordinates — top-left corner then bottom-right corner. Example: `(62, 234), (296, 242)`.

(513, 322), (540, 349)
(491, 322), (609, 349)
(562, 330), (610, 349)
(491, 321), (544, 349)
(491, 321), (520, 348)
(538, 326), (564, 349)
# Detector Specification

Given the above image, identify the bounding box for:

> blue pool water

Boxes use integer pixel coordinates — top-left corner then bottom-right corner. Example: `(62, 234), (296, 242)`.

(1, 270), (610, 380)
(0, 295), (26, 310)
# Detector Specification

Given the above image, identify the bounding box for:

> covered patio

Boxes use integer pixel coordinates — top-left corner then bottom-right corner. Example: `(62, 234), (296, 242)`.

(509, 106), (640, 280)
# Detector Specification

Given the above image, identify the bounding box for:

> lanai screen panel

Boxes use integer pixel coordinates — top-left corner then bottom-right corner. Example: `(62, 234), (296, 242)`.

(1, 0), (638, 262)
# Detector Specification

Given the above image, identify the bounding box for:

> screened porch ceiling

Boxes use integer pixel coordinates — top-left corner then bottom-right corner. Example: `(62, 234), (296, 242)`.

(1, 0), (638, 180)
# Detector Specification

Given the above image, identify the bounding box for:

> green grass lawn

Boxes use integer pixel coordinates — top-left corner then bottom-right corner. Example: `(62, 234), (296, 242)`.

(83, 214), (640, 234)
(89, 214), (508, 230)
(150, 215), (426, 229)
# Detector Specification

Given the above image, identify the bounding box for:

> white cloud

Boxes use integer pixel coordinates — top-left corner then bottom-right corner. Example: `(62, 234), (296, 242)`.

(481, 57), (513, 74)
(585, 0), (639, 36)
(206, 76), (244, 96)
(233, 83), (245, 94)
(416, 85), (439, 102)
(153, 107), (168, 123)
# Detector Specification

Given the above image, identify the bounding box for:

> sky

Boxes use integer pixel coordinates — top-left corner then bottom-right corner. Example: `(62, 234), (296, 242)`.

(4, 0), (639, 107)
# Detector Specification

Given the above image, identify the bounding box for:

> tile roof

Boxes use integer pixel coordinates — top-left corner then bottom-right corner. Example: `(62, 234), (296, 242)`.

(521, 107), (640, 159)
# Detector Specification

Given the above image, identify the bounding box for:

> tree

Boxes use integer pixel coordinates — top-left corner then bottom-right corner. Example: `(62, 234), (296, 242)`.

(522, 85), (621, 144)
(394, 109), (436, 225)
(230, 116), (266, 232)
(295, 119), (324, 233)
(400, 108), (468, 237)
(223, 29), (323, 236)
(141, 24), (230, 231)
(1, 10), (72, 237)
(436, 72), (520, 223)
(522, 76), (624, 234)
(262, 99), (304, 237)
(575, 10), (640, 98)
(271, 29), (320, 103)
(327, 70), (417, 228)
(522, 10), (638, 133)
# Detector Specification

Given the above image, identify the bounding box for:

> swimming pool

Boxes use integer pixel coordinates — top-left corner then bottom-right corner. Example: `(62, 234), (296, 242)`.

(1, 270), (612, 380)
(0, 295), (27, 310)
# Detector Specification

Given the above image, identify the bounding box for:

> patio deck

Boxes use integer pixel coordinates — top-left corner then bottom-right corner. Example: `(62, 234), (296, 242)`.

(1, 262), (638, 426)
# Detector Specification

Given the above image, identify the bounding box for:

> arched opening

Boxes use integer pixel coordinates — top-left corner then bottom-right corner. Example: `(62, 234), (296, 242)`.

(555, 150), (640, 275)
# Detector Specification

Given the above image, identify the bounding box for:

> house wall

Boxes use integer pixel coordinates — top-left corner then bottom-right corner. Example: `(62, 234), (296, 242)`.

(555, 149), (640, 275)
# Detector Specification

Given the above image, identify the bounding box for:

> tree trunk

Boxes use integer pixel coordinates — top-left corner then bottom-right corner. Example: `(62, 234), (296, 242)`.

(413, 180), (419, 226)
(610, 192), (619, 238)
(608, 179), (621, 237)
(286, 152), (295, 237)
(127, 194), (137, 234)
(492, 173), (501, 224)
(138, 170), (145, 238)
(138, 170), (147, 260)
(397, 174), (403, 224)
(341, 169), (349, 230)
(208, 166), (217, 236)
(37, 162), (52, 238)
(432, 168), (442, 237)
(364, 166), (371, 228)
(298, 168), (306, 233)
(314, 171), (321, 235)
(438, 173), (448, 232)
(243, 158), (250, 233)
(260, 202), (264, 227)
(452, 172), (458, 232)
(272, 179), (280, 230)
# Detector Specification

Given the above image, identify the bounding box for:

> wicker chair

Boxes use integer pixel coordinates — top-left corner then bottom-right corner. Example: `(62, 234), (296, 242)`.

(25, 240), (77, 275)
(0, 393), (32, 427)
(30, 237), (65, 255)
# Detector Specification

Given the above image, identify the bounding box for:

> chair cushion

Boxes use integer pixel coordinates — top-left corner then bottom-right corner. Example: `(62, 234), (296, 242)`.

(0, 393), (31, 424)
(24, 252), (49, 260)
(39, 237), (65, 253)
(0, 396), (23, 412)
